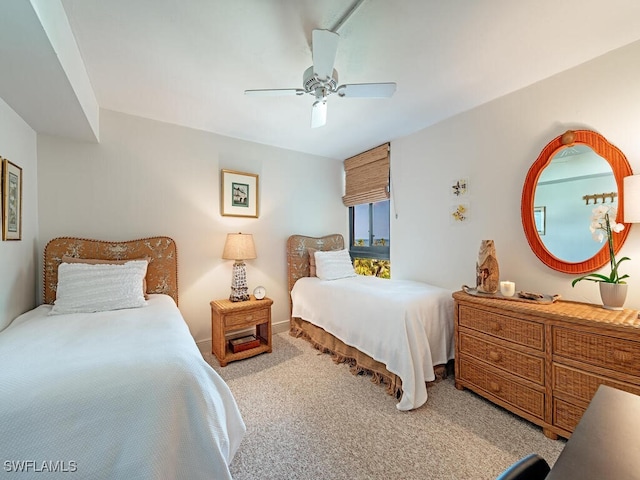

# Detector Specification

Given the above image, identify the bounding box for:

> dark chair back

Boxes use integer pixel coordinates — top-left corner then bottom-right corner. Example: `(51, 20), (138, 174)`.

(496, 454), (550, 480)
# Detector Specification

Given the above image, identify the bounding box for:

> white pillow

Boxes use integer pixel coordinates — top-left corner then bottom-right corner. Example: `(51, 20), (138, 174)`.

(50, 260), (148, 315)
(314, 249), (356, 281)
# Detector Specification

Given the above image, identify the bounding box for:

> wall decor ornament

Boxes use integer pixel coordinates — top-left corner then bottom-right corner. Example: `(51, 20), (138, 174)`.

(450, 203), (469, 223)
(450, 177), (468, 197)
(220, 169), (259, 218)
(2, 158), (22, 241)
(476, 240), (499, 294)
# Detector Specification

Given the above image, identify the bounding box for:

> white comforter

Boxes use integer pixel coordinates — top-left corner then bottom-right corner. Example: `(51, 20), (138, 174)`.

(0, 295), (245, 480)
(291, 276), (454, 411)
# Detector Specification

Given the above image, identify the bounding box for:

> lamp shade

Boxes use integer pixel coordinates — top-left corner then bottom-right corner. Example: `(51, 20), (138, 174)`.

(222, 233), (257, 260)
(624, 175), (640, 223)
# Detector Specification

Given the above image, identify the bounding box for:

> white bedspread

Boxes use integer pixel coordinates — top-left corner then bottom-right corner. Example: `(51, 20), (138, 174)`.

(0, 295), (245, 480)
(291, 276), (454, 411)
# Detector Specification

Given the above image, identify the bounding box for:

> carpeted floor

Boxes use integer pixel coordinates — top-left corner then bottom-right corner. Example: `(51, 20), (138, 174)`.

(202, 332), (565, 480)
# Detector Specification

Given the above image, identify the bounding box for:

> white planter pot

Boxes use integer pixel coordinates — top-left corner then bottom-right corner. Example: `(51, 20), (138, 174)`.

(599, 282), (628, 310)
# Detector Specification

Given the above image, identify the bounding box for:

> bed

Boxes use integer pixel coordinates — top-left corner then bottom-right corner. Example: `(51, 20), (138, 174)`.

(287, 234), (455, 411)
(0, 236), (245, 480)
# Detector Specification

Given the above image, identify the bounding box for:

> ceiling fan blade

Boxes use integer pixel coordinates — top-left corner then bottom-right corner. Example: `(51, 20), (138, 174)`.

(337, 82), (397, 98)
(244, 88), (305, 96)
(311, 100), (327, 128)
(312, 29), (339, 81)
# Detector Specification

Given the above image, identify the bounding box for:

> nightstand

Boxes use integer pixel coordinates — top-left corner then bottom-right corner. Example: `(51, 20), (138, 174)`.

(210, 296), (273, 366)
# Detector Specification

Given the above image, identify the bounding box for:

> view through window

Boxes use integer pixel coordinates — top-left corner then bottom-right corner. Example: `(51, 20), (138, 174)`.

(349, 200), (390, 278)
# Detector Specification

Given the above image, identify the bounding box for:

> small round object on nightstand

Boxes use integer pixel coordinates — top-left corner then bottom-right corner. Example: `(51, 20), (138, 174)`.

(253, 286), (266, 300)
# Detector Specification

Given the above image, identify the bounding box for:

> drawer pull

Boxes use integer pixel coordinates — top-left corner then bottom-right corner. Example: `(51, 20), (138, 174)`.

(488, 351), (502, 362)
(613, 349), (633, 364)
(489, 381), (501, 393)
(489, 321), (502, 333)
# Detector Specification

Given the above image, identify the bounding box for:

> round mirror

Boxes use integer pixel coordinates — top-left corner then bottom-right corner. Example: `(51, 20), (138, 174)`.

(522, 130), (632, 274)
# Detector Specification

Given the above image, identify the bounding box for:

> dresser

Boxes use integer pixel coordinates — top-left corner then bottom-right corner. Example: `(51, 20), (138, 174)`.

(453, 290), (640, 439)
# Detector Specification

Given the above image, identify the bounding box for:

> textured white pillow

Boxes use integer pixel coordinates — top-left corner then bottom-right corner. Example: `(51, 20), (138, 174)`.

(51, 260), (148, 314)
(314, 249), (356, 281)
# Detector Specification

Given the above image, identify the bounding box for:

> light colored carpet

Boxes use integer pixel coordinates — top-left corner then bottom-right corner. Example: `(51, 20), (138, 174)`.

(202, 332), (565, 480)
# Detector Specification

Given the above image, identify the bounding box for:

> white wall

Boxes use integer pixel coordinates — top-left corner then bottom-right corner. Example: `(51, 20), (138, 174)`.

(37, 109), (346, 343)
(391, 39), (640, 309)
(0, 97), (38, 330)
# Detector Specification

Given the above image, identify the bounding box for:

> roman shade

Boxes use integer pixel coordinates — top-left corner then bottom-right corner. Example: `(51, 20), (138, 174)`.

(342, 143), (390, 207)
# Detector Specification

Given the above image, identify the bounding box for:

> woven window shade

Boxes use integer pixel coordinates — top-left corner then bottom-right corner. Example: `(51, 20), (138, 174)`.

(342, 143), (390, 207)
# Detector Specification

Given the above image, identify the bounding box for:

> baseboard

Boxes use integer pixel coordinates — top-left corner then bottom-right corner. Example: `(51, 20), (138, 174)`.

(196, 318), (289, 355)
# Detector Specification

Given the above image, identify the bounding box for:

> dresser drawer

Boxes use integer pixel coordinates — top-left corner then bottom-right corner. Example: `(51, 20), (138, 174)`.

(225, 308), (269, 328)
(458, 357), (545, 419)
(458, 305), (544, 351)
(553, 327), (640, 374)
(553, 396), (586, 433)
(552, 362), (640, 403)
(459, 331), (544, 385)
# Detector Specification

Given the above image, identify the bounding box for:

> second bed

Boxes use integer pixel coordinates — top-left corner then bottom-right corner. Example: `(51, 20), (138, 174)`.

(287, 234), (455, 411)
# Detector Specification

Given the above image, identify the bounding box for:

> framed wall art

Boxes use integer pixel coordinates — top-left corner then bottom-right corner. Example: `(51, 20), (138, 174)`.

(2, 158), (22, 241)
(449, 203), (469, 224)
(534, 206), (546, 236)
(220, 169), (259, 218)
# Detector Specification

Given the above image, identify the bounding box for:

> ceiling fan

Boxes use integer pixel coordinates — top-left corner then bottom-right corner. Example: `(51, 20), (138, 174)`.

(244, 29), (397, 128)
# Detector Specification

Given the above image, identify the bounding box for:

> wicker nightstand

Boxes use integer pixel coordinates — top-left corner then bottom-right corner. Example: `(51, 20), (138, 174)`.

(210, 296), (273, 366)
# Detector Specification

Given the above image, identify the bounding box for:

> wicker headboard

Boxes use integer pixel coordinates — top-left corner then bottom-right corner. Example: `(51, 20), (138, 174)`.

(286, 234), (344, 295)
(43, 236), (178, 305)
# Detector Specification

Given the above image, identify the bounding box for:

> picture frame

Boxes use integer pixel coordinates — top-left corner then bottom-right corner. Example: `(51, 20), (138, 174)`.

(450, 177), (469, 197)
(220, 169), (259, 218)
(449, 203), (469, 224)
(534, 206), (546, 236)
(2, 158), (22, 241)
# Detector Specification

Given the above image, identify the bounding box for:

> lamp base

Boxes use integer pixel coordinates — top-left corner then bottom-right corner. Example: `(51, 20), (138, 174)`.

(229, 260), (250, 302)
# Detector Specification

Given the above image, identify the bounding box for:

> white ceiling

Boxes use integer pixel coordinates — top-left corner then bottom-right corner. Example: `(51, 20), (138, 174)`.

(4, 0), (640, 159)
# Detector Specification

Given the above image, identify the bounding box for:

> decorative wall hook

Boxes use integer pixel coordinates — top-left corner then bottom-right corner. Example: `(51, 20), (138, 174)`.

(582, 192), (617, 205)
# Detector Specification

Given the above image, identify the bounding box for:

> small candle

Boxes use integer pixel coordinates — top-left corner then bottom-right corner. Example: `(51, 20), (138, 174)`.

(500, 281), (515, 297)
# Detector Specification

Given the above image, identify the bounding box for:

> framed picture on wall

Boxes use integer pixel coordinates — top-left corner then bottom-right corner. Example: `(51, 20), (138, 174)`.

(220, 169), (259, 218)
(2, 158), (23, 241)
(534, 206), (546, 236)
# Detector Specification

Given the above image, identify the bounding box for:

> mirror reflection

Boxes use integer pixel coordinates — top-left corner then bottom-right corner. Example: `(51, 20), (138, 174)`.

(534, 145), (616, 262)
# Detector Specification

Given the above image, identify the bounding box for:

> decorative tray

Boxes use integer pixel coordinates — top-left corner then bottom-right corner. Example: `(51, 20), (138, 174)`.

(461, 285), (560, 304)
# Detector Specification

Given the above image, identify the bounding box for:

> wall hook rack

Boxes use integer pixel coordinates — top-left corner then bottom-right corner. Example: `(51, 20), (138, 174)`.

(582, 192), (617, 205)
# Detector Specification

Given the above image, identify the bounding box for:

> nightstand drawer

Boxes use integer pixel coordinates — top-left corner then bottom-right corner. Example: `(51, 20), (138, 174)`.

(458, 305), (544, 350)
(225, 309), (269, 328)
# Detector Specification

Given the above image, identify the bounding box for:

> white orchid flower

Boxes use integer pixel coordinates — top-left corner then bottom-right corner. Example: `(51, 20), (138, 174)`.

(575, 203), (630, 286)
(592, 205), (609, 217)
(611, 221), (625, 233)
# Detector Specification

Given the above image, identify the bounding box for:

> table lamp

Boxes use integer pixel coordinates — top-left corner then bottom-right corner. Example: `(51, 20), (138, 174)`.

(222, 233), (257, 302)
(624, 175), (640, 223)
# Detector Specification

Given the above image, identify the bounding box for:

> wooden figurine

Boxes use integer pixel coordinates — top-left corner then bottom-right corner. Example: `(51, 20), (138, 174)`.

(476, 240), (500, 294)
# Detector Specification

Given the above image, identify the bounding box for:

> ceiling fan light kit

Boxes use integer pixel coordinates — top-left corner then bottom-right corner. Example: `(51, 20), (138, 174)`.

(245, 28), (396, 128)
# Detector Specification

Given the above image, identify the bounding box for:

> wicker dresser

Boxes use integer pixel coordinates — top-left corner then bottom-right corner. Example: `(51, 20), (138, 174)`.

(453, 290), (640, 439)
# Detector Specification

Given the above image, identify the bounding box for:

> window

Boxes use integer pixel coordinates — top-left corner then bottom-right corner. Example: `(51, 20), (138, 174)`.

(349, 200), (390, 278)
(342, 143), (391, 278)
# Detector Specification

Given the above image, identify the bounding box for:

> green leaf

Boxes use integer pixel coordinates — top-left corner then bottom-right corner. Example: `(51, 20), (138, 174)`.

(571, 273), (611, 287)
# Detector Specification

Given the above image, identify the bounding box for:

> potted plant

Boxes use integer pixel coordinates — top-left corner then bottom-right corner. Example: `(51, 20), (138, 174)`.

(571, 205), (630, 309)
